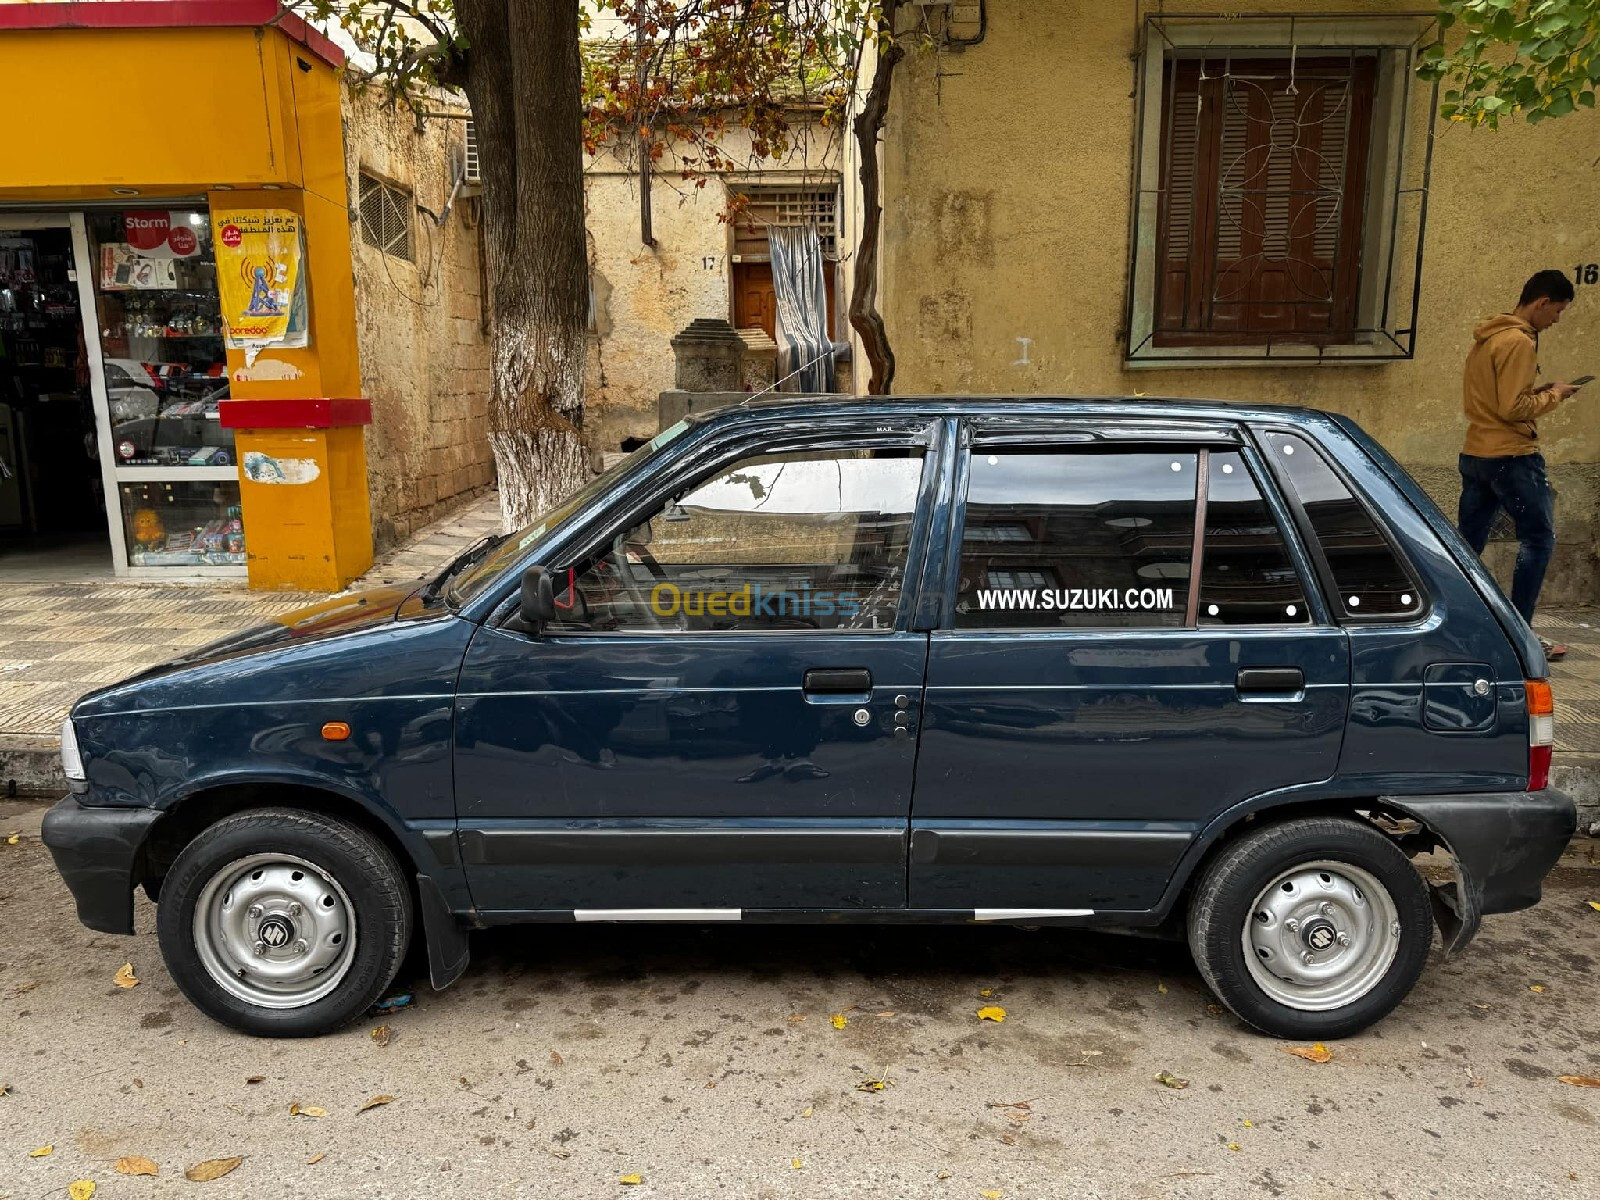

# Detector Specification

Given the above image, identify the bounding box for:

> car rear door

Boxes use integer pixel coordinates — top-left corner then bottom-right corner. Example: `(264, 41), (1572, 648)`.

(908, 418), (1351, 916)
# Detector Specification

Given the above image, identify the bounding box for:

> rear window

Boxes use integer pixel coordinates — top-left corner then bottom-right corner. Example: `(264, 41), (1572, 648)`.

(1261, 431), (1421, 619)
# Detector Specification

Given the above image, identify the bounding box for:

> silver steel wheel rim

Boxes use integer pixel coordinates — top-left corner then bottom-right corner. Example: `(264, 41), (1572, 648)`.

(1242, 859), (1400, 1012)
(192, 852), (357, 1010)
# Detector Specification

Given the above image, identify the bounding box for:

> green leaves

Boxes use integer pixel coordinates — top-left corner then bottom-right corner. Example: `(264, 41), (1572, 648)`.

(1426, 0), (1600, 128)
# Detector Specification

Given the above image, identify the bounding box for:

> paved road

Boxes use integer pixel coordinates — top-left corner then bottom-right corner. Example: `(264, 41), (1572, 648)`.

(1, 808), (1597, 1199)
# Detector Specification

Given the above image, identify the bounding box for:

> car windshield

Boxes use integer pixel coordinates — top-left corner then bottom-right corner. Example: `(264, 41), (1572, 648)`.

(447, 418), (693, 606)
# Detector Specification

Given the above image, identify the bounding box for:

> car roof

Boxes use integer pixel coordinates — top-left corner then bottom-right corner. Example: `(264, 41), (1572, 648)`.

(686, 394), (1332, 429)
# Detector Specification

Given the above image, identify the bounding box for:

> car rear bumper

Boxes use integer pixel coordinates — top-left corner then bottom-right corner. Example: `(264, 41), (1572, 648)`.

(41, 796), (160, 936)
(1383, 788), (1575, 953)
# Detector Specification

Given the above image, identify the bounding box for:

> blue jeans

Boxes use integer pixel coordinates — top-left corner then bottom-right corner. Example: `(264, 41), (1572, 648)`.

(1458, 452), (1555, 624)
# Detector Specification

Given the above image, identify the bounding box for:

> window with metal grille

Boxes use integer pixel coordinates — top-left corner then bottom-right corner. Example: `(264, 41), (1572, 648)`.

(358, 172), (413, 261)
(1125, 15), (1438, 364)
(1155, 54), (1376, 348)
(731, 186), (839, 261)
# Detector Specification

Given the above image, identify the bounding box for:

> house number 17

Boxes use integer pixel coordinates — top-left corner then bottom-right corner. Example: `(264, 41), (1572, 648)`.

(1575, 263), (1598, 285)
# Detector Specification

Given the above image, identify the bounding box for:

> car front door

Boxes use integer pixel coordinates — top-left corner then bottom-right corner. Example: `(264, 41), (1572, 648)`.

(454, 427), (939, 917)
(909, 421), (1351, 916)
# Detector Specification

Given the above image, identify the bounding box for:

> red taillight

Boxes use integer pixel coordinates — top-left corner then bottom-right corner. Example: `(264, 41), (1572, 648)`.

(1527, 679), (1554, 791)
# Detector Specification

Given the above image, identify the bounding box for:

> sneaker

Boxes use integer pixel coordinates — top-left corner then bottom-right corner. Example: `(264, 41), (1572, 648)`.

(1539, 637), (1568, 662)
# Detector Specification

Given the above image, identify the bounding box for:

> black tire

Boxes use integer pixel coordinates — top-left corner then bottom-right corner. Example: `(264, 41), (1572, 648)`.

(156, 808), (412, 1037)
(1186, 816), (1433, 1040)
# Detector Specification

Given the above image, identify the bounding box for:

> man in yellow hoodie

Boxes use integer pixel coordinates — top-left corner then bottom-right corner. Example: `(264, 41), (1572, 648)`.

(1458, 269), (1580, 659)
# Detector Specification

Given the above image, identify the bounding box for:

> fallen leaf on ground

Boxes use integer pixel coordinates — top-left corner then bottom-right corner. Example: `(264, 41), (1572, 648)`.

(1586, 901), (1600, 912)
(358, 1094), (394, 1113)
(1558, 1075), (1600, 1088)
(999, 1133), (1016, 1145)
(1227, 1142), (1242, 1152)
(791, 1158), (803, 1169)
(1282, 1043), (1333, 1064)
(0, 1084), (11, 1097)
(245, 1076), (265, 1084)
(1530, 984), (1547, 993)
(132, 1078), (142, 1089)
(115, 1156), (159, 1177)
(1242, 1120), (1254, 1128)
(980, 1190), (1003, 1199)
(619, 1173), (643, 1185)
(68, 1184), (95, 1200)
(1206, 1003), (1224, 1015)
(1157, 981), (1169, 994)
(370, 1026), (392, 1048)
(5, 834), (18, 846)
(855, 1076), (893, 1092)
(877, 1010), (897, 1018)
(787, 1014), (806, 1023)
(976, 1006), (1007, 1023)
(829, 1013), (848, 1029)
(1154, 1071), (1189, 1090)
(550, 1051), (564, 1067)
(28, 1144), (52, 1157)
(185, 1157), (244, 1182)
(936, 1168), (953, 1179)
(11, 980), (37, 996)
(289, 1103), (327, 1118)
(1004, 1111), (1030, 1125)
(307, 1153), (326, 1165)
(985, 1099), (1032, 1112)
(800, 1106), (814, 1118)
(113, 963), (139, 989)
(978, 988), (993, 998)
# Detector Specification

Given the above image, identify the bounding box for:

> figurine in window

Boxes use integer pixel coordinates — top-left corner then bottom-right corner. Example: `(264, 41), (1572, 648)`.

(132, 507), (166, 548)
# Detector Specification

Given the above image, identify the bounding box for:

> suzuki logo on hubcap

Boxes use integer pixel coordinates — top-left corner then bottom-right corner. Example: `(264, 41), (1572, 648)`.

(259, 916), (294, 948)
(1305, 921), (1337, 952)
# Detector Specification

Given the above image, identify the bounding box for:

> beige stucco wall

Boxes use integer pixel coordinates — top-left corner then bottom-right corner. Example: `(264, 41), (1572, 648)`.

(583, 123), (842, 456)
(343, 86), (494, 551)
(882, 0), (1600, 602)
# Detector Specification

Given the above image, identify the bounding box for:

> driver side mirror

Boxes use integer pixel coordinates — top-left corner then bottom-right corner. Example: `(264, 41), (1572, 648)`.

(519, 564), (558, 629)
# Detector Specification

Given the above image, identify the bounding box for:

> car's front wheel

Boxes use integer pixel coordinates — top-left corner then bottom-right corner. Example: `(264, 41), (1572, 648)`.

(1187, 816), (1433, 1040)
(156, 808), (412, 1037)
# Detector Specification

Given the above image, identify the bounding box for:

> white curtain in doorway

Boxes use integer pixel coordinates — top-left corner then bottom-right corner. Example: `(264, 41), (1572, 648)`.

(768, 225), (835, 394)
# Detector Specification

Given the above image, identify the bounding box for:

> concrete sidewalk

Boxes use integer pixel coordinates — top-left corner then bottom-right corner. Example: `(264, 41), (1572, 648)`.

(1, 502), (1597, 833)
(0, 492), (501, 793)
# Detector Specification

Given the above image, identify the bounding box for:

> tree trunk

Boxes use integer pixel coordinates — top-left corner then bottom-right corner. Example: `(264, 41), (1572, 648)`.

(848, 10), (905, 396)
(456, 0), (591, 530)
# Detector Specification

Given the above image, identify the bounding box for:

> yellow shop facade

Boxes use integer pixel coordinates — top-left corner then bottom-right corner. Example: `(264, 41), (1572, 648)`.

(0, 0), (494, 590)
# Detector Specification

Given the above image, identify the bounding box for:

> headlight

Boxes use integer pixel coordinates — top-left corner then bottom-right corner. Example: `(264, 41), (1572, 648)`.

(60, 718), (86, 782)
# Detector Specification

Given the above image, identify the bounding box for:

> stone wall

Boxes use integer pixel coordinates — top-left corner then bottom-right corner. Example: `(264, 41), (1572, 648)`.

(343, 86), (494, 551)
(583, 124), (842, 454)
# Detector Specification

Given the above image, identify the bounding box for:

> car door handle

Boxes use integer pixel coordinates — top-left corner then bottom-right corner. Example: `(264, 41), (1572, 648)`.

(803, 668), (873, 695)
(1236, 667), (1305, 693)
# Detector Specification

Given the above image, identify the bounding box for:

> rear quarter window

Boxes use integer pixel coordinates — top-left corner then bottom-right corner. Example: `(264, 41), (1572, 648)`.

(1261, 431), (1422, 619)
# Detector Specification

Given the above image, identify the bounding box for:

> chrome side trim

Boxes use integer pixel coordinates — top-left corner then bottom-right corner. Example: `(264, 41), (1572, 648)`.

(973, 908), (1095, 922)
(572, 908), (743, 922)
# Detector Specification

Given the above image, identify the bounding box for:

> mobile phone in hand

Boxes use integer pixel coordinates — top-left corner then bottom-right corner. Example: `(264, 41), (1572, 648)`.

(1571, 374), (1595, 388)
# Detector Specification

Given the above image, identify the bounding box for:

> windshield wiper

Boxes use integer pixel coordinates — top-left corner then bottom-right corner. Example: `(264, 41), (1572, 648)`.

(422, 532), (509, 607)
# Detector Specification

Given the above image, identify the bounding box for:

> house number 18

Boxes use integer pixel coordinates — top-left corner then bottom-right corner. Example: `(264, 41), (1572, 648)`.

(1575, 263), (1599, 285)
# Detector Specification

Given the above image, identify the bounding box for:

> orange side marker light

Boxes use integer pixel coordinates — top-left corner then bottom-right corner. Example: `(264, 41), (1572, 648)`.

(322, 721), (352, 741)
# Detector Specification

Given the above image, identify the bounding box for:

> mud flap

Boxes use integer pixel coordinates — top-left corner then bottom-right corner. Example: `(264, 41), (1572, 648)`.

(417, 874), (472, 990)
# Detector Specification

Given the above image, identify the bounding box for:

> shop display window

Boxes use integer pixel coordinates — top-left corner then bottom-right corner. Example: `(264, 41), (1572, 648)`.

(87, 210), (233, 469)
(120, 479), (246, 568)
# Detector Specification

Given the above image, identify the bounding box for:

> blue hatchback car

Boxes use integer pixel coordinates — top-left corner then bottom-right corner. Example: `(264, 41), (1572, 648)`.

(43, 398), (1574, 1038)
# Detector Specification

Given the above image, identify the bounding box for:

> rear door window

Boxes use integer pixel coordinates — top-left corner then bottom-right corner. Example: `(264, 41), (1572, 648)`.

(1199, 451), (1310, 625)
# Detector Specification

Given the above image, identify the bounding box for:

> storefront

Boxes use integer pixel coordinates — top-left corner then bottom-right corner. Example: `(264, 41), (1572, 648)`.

(1, 207), (245, 577)
(0, 1), (374, 591)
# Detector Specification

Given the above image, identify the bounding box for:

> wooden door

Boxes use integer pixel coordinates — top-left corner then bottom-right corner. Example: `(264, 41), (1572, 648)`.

(732, 260), (837, 342)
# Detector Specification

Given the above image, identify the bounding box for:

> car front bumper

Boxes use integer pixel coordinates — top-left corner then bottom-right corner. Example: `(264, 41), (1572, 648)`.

(41, 796), (161, 936)
(1384, 788), (1576, 953)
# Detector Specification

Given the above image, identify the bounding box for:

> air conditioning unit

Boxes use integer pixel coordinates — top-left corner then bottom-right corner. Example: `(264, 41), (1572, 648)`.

(463, 120), (481, 187)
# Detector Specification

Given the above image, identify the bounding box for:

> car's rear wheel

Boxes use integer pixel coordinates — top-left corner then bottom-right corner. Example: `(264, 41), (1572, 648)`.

(1187, 816), (1433, 1039)
(156, 808), (411, 1037)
